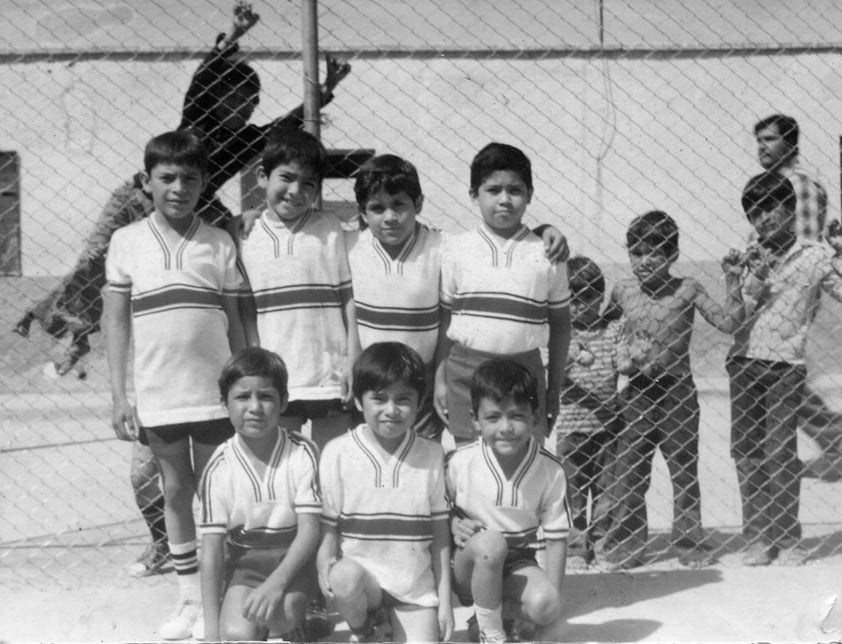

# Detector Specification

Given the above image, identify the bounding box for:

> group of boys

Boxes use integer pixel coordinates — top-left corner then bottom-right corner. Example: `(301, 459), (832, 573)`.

(104, 108), (842, 641)
(104, 128), (571, 642)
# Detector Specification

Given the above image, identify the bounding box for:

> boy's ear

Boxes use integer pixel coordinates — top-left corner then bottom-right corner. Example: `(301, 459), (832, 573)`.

(414, 194), (425, 214)
(140, 172), (151, 195)
(470, 410), (480, 434)
(278, 392), (289, 415)
(354, 397), (364, 413)
(257, 166), (268, 188)
(527, 187), (533, 204)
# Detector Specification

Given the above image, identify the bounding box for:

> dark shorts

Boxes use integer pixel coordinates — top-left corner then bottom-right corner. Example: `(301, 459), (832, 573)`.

(224, 544), (319, 595)
(283, 398), (348, 420)
(454, 548), (538, 606)
(139, 418), (234, 448)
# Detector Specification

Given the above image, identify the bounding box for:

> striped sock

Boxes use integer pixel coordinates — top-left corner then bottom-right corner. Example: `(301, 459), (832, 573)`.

(168, 540), (199, 577)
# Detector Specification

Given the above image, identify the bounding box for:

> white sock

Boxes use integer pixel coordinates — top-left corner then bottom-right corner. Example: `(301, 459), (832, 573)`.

(474, 604), (506, 641)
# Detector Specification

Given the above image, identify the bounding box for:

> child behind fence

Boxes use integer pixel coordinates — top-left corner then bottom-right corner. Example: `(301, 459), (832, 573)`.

(549, 255), (623, 570)
(599, 210), (743, 571)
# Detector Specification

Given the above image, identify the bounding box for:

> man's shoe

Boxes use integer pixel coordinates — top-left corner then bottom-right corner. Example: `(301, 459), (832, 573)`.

(159, 598), (201, 640)
(127, 542), (171, 578)
(741, 542), (773, 566)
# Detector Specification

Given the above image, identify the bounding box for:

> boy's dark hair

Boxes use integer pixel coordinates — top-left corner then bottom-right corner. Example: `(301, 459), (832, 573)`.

(144, 130), (210, 175)
(261, 128), (328, 182)
(354, 154), (423, 210)
(568, 255), (605, 300)
(352, 342), (426, 402)
(218, 347), (288, 402)
(754, 113), (799, 149)
(470, 358), (539, 415)
(470, 143), (533, 195)
(626, 210), (679, 262)
(179, 44), (261, 132)
(741, 171), (796, 219)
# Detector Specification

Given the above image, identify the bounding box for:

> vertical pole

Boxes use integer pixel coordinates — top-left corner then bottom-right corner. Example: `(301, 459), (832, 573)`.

(302, 0), (322, 207)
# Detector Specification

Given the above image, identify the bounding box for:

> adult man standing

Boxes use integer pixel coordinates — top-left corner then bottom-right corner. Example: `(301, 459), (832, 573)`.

(753, 114), (842, 475)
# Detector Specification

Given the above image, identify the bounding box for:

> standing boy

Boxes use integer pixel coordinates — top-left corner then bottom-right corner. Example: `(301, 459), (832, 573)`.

(238, 128), (360, 448)
(348, 153), (570, 441)
(598, 210), (744, 570)
(104, 130), (246, 639)
(448, 358), (569, 643)
(435, 142), (572, 441)
(728, 172), (842, 566)
(551, 256), (624, 569)
(317, 342), (453, 643)
(200, 348), (321, 642)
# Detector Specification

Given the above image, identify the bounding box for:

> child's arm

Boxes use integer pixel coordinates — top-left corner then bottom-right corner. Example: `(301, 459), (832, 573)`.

(222, 293), (247, 354)
(340, 290), (361, 404)
(200, 533), (226, 642)
(433, 307), (453, 423)
(547, 306), (571, 427)
(691, 252), (744, 333)
(316, 523), (339, 600)
(243, 513), (321, 626)
(238, 290), (261, 347)
(543, 538), (568, 595)
(821, 221), (842, 301)
(431, 517), (454, 640)
(103, 288), (137, 441)
(218, 1), (259, 50)
(532, 224), (570, 264)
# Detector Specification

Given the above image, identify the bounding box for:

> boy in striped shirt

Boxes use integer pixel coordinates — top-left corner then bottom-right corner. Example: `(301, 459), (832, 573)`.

(448, 358), (569, 643)
(436, 143), (572, 442)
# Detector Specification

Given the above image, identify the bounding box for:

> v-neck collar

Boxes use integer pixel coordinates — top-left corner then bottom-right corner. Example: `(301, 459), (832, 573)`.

(231, 430), (287, 501)
(480, 437), (538, 506)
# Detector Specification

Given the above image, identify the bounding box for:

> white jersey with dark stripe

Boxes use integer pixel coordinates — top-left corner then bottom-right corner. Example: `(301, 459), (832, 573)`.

(239, 211), (353, 401)
(199, 429), (321, 550)
(105, 215), (242, 426)
(445, 438), (570, 549)
(347, 223), (442, 364)
(440, 224), (570, 354)
(319, 424), (448, 606)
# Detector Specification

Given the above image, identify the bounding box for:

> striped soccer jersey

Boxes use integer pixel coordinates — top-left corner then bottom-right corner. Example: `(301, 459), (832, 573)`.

(239, 211), (353, 401)
(319, 424), (448, 606)
(199, 430), (321, 549)
(440, 224), (570, 354)
(105, 215), (242, 426)
(445, 438), (570, 549)
(347, 223), (442, 363)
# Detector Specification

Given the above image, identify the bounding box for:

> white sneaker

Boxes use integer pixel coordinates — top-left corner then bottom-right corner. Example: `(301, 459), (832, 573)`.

(191, 612), (205, 641)
(159, 598), (201, 640)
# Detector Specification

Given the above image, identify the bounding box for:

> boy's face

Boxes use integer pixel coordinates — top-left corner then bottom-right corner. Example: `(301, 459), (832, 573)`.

(361, 189), (423, 248)
(355, 381), (420, 450)
(628, 242), (672, 287)
(142, 162), (207, 221)
(472, 395), (534, 462)
(748, 202), (796, 249)
(226, 375), (288, 443)
(472, 170), (532, 238)
(570, 290), (602, 328)
(259, 161), (320, 222)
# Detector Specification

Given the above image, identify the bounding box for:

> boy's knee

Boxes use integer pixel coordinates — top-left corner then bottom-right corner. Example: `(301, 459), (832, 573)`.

(468, 530), (509, 565)
(523, 586), (563, 625)
(328, 558), (366, 599)
(220, 621), (257, 642)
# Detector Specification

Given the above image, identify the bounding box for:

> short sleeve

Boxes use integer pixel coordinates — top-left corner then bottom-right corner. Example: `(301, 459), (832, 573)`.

(540, 464), (571, 541)
(427, 445), (448, 520)
(199, 446), (231, 535)
(318, 439), (342, 527)
(105, 227), (132, 293)
(439, 235), (456, 308)
(547, 260), (570, 309)
(291, 435), (322, 514)
(221, 236), (244, 294)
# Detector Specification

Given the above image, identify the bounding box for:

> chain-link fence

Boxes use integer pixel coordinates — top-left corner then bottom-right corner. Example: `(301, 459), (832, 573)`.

(3, 0), (842, 582)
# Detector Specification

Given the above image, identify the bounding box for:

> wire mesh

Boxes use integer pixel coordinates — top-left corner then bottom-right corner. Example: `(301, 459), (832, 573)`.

(2, 0), (842, 581)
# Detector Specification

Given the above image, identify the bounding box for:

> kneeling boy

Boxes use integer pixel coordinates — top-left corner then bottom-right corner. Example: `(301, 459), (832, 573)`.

(200, 348), (321, 641)
(447, 358), (569, 643)
(317, 342), (453, 642)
